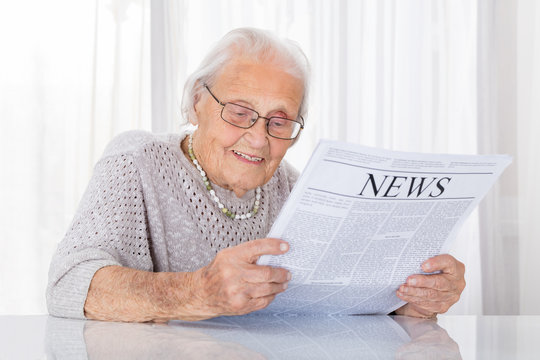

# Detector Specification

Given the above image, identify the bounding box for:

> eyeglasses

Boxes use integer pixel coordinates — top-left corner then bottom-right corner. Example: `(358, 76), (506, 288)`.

(204, 84), (304, 140)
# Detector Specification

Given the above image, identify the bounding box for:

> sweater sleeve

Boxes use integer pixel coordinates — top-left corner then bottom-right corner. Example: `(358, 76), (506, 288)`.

(47, 151), (153, 319)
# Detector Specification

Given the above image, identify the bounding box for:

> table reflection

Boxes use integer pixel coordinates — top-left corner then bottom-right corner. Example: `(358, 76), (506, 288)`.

(45, 314), (462, 359)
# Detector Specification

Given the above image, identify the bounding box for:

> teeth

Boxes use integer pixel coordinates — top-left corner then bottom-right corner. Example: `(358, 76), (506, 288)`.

(233, 150), (263, 162)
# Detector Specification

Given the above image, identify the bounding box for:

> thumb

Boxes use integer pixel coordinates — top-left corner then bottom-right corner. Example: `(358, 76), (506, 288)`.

(235, 238), (289, 264)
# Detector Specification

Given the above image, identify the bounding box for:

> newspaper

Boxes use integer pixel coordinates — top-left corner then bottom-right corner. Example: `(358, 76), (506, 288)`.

(258, 139), (512, 315)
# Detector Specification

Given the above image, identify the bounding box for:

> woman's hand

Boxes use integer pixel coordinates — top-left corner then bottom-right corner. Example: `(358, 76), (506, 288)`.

(188, 238), (291, 319)
(84, 238), (289, 322)
(394, 254), (466, 318)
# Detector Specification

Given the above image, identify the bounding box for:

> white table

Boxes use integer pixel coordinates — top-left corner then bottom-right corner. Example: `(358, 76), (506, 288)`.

(1, 314), (539, 359)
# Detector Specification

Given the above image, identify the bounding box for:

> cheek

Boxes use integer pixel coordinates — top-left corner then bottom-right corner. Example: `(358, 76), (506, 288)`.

(222, 128), (245, 148)
(268, 142), (290, 166)
(201, 118), (241, 149)
(197, 103), (225, 132)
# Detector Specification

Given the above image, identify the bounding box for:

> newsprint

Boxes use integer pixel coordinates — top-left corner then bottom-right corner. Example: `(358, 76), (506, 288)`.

(258, 139), (511, 315)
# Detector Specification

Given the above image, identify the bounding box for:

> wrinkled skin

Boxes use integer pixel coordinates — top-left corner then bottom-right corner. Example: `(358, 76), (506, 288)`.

(394, 254), (466, 318)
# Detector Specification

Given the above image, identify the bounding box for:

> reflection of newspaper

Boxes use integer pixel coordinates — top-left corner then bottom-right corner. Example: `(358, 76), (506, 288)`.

(258, 139), (512, 315)
(44, 314), (417, 359)
(179, 314), (411, 359)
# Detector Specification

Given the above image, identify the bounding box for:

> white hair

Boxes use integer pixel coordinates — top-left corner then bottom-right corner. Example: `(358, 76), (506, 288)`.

(181, 27), (310, 126)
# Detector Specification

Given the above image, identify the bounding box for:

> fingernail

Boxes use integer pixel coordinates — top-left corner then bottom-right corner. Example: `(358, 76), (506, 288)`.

(280, 243), (288, 252)
(283, 282), (288, 290)
(401, 286), (408, 294)
(423, 262), (431, 271)
(287, 272), (292, 281)
(408, 278), (417, 286)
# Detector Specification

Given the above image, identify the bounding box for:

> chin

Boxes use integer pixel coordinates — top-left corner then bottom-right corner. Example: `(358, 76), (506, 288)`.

(234, 176), (264, 190)
(237, 181), (262, 191)
(232, 170), (264, 185)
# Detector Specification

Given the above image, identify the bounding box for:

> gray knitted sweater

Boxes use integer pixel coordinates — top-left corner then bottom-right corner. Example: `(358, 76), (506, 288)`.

(46, 130), (299, 319)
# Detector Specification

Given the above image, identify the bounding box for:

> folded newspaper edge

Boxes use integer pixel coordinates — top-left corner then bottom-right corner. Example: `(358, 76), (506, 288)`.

(257, 139), (512, 316)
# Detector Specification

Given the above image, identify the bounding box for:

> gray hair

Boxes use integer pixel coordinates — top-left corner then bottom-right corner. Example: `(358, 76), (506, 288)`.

(181, 27), (310, 125)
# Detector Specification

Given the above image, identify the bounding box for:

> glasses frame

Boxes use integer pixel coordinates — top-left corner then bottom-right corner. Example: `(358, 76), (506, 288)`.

(203, 84), (304, 140)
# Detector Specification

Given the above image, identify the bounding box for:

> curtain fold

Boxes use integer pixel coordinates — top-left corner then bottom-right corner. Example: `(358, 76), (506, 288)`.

(151, 0), (185, 133)
(517, 0), (540, 314)
(477, 0), (540, 316)
(477, 0), (520, 315)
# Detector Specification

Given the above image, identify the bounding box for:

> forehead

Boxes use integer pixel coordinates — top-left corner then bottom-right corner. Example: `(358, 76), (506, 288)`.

(212, 58), (304, 112)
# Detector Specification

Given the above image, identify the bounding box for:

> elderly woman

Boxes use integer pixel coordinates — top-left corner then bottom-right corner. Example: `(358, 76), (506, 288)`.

(47, 28), (465, 322)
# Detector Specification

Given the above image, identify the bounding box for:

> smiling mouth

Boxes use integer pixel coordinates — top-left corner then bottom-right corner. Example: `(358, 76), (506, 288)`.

(232, 150), (264, 162)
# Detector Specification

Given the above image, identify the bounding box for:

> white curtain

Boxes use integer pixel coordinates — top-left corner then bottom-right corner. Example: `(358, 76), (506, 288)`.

(477, 0), (520, 315)
(516, 0), (540, 314)
(0, 0), (151, 314)
(476, 0), (540, 316)
(2, 0), (537, 316)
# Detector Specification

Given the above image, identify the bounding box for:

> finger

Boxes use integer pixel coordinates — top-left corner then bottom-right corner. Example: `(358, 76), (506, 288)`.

(395, 299), (437, 318)
(396, 292), (444, 314)
(421, 254), (464, 277)
(233, 238), (289, 263)
(247, 281), (289, 299)
(406, 274), (457, 292)
(227, 293), (277, 315)
(247, 294), (277, 313)
(399, 284), (457, 303)
(396, 291), (456, 314)
(242, 264), (291, 284)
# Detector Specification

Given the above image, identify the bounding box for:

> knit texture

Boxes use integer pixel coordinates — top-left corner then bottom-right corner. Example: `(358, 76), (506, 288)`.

(47, 130), (299, 319)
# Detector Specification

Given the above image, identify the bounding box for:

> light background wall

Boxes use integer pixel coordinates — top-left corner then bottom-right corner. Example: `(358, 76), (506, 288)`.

(0, 0), (538, 317)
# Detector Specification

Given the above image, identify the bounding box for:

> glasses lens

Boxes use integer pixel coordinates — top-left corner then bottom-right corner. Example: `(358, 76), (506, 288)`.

(222, 102), (302, 139)
(222, 103), (257, 128)
(267, 117), (301, 139)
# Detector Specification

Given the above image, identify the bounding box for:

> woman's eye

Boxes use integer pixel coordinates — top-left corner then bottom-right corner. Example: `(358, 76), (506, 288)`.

(269, 118), (287, 127)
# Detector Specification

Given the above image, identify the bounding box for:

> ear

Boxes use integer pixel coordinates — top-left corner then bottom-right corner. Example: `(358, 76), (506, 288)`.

(189, 91), (202, 126)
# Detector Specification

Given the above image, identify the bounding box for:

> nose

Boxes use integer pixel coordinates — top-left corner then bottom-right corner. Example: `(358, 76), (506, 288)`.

(244, 116), (269, 148)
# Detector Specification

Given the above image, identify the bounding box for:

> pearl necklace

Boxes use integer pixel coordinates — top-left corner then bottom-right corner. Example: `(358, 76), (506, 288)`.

(187, 135), (261, 220)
